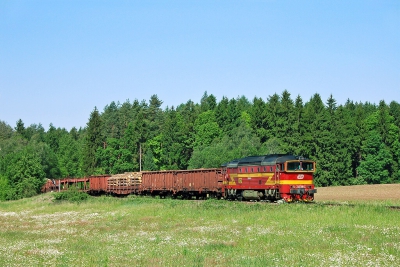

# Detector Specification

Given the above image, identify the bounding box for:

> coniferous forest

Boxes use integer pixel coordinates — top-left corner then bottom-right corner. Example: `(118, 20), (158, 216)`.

(1, 91), (400, 200)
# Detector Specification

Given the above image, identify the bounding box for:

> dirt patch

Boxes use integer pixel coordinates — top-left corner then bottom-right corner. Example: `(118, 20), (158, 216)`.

(315, 184), (400, 201)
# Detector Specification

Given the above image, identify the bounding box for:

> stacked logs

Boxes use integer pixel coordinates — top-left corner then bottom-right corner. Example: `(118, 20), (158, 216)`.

(107, 172), (142, 187)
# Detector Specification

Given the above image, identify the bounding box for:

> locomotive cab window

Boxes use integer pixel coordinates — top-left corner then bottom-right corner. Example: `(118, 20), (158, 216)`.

(287, 161), (314, 171)
(303, 162), (314, 171)
(287, 162), (302, 171)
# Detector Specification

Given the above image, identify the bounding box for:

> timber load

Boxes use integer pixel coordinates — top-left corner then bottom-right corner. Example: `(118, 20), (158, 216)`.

(107, 172), (142, 187)
(107, 172), (142, 195)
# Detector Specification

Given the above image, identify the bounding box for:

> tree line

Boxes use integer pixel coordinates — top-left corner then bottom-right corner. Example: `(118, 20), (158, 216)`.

(1, 91), (399, 200)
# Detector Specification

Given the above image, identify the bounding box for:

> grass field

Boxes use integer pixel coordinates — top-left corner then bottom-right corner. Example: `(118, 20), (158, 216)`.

(1, 187), (400, 267)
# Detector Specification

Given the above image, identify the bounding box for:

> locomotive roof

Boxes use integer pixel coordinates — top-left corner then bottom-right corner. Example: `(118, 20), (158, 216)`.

(222, 154), (309, 168)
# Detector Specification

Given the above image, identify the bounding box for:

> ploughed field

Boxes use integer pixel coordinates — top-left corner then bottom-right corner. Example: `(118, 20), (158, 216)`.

(315, 183), (400, 201)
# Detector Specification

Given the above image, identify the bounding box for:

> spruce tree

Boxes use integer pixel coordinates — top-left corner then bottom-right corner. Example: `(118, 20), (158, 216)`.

(15, 119), (26, 139)
(82, 107), (103, 175)
(249, 97), (268, 143)
(276, 90), (295, 153)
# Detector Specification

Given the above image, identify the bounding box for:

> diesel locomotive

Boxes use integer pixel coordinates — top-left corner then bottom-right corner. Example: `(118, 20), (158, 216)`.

(223, 154), (317, 202)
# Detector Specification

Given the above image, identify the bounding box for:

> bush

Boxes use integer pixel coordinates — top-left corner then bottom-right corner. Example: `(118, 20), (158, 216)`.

(53, 187), (89, 203)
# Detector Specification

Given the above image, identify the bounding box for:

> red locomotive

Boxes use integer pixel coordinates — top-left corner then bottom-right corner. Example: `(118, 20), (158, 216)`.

(42, 154), (317, 202)
(223, 154), (317, 202)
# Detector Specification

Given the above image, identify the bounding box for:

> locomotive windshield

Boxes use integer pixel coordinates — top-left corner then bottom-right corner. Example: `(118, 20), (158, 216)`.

(286, 161), (314, 171)
(302, 162), (314, 171)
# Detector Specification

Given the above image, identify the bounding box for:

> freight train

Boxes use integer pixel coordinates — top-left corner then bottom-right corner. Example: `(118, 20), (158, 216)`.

(42, 154), (317, 202)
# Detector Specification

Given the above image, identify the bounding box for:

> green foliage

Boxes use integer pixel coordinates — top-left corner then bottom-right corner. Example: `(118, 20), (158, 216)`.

(200, 91), (217, 112)
(15, 177), (39, 198)
(57, 133), (82, 177)
(53, 187), (89, 203)
(142, 149), (158, 171)
(160, 108), (189, 170)
(144, 134), (163, 170)
(101, 101), (122, 139)
(0, 120), (13, 140)
(357, 109), (400, 184)
(358, 130), (391, 184)
(14, 119), (26, 138)
(189, 119), (262, 168)
(0, 175), (13, 201)
(96, 136), (138, 174)
(37, 141), (61, 178)
(249, 97), (268, 143)
(193, 110), (221, 148)
(83, 107), (103, 175)
(4, 146), (46, 199)
(260, 137), (285, 154)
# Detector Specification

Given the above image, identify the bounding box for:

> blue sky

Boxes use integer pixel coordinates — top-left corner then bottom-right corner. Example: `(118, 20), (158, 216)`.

(1, 0), (399, 130)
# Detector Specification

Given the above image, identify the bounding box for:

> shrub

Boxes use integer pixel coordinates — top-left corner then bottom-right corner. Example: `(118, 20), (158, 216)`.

(53, 187), (89, 203)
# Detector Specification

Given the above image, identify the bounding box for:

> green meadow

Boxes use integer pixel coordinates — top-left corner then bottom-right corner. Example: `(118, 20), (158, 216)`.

(1, 195), (399, 267)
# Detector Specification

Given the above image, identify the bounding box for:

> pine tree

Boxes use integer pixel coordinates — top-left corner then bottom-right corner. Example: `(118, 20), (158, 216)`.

(291, 95), (305, 156)
(249, 97), (268, 143)
(389, 101), (400, 130)
(302, 94), (329, 186)
(264, 93), (281, 141)
(330, 105), (354, 185)
(46, 124), (60, 152)
(118, 100), (133, 130)
(276, 90), (295, 152)
(15, 119), (26, 139)
(148, 94), (164, 139)
(122, 122), (140, 172)
(101, 101), (121, 139)
(215, 96), (230, 133)
(161, 108), (187, 170)
(0, 121), (13, 140)
(226, 98), (241, 132)
(376, 101), (400, 182)
(200, 91), (217, 112)
(82, 107), (103, 175)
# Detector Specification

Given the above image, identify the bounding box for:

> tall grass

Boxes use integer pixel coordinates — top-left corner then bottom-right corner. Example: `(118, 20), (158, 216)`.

(0, 195), (399, 266)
